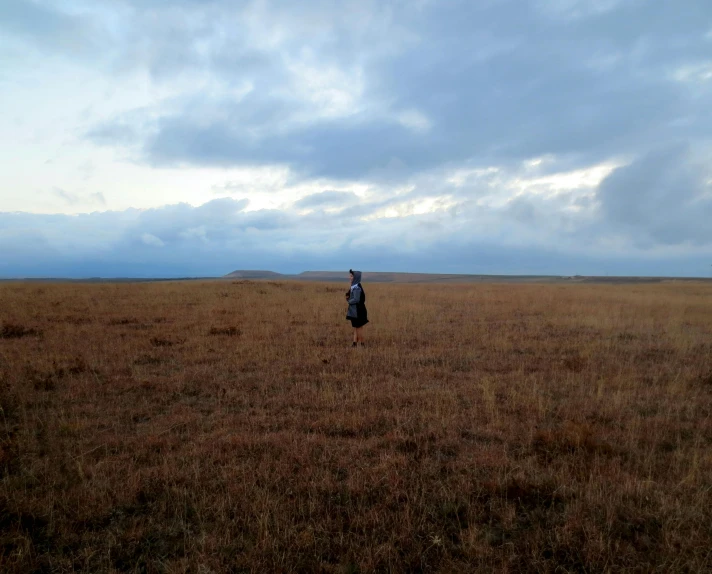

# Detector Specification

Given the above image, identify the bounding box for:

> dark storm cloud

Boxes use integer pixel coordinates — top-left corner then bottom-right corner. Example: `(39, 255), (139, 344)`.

(2, 198), (710, 279)
(64, 0), (710, 186)
(8, 0), (707, 179)
(596, 145), (712, 246)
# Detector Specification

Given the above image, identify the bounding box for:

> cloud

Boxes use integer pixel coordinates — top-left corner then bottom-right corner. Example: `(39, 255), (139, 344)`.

(90, 192), (107, 206)
(294, 191), (359, 209)
(596, 145), (712, 246)
(396, 109), (432, 133)
(52, 188), (107, 207)
(1, 189), (711, 278)
(86, 122), (142, 147)
(62, 0), (708, 184)
(0, 1), (95, 53)
(53, 188), (78, 205)
(536, 0), (628, 20)
(141, 233), (165, 247)
(2, 0), (712, 277)
(10, 2), (711, 180)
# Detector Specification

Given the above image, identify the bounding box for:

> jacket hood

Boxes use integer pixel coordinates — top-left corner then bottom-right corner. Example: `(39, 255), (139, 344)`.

(350, 270), (362, 286)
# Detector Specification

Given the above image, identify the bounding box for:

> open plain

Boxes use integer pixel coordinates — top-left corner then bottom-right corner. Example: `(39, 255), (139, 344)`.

(1, 280), (711, 573)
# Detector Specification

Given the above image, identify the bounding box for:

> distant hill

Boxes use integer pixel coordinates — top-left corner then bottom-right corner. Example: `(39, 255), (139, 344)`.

(223, 270), (287, 279)
(223, 270), (710, 284)
(292, 271), (559, 283)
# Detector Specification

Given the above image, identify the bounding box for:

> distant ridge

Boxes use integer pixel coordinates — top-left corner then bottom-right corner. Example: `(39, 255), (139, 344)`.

(223, 270), (286, 279)
(223, 270), (711, 284)
(292, 271), (558, 283)
(1, 272), (709, 283)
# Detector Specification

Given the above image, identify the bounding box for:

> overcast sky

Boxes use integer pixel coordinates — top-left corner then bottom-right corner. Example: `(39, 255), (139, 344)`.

(1, 0), (711, 278)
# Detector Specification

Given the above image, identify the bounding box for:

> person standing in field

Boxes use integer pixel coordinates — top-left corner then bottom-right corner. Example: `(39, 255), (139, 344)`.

(346, 269), (368, 347)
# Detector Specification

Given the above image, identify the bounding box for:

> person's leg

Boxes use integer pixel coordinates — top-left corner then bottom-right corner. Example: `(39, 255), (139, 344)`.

(357, 327), (365, 344)
(352, 327), (358, 346)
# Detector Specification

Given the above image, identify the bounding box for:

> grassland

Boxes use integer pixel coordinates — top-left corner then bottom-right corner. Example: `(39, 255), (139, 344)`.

(1, 280), (711, 573)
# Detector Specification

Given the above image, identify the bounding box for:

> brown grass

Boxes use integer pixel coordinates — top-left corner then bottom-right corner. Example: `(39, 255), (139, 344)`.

(0, 280), (711, 573)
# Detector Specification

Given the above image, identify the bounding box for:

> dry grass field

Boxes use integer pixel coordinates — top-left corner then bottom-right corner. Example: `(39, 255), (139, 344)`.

(1, 280), (711, 573)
